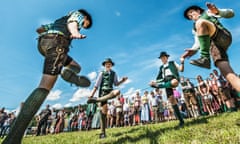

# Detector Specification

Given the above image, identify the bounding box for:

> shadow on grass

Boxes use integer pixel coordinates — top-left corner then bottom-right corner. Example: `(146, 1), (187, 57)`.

(110, 117), (210, 144)
(185, 116), (209, 126)
(111, 126), (142, 137)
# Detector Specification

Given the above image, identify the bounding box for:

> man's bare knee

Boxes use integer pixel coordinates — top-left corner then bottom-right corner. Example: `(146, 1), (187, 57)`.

(101, 104), (108, 114)
(171, 79), (179, 87)
(112, 90), (120, 96)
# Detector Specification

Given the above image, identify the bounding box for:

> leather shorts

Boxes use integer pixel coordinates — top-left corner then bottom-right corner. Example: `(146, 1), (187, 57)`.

(38, 34), (72, 75)
(210, 28), (232, 65)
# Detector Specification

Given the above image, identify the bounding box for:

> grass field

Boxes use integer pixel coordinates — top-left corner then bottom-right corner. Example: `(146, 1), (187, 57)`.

(1, 111), (240, 144)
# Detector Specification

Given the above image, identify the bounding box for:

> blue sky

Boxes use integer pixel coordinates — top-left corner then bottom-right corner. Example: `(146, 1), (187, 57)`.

(1, 0), (240, 111)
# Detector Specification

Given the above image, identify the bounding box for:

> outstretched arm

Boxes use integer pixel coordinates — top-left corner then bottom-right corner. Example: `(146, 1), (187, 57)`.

(67, 21), (86, 39)
(178, 57), (185, 72)
(181, 30), (199, 58)
(181, 48), (198, 59)
(206, 2), (234, 18)
(89, 72), (103, 98)
(89, 87), (97, 98)
(116, 77), (128, 86)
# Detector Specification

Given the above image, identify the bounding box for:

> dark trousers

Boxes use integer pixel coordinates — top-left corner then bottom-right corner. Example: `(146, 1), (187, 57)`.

(36, 119), (47, 136)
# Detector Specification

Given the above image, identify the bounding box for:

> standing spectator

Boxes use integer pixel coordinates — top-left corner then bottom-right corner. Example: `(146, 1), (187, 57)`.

(209, 73), (220, 96)
(67, 111), (75, 132)
(180, 77), (199, 118)
(150, 91), (159, 123)
(55, 109), (65, 134)
(141, 91), (150, 124)
(133, 92), (141, 125)
(79, 111), (87, 131)
(196, 75), (214, 115)
(128, 105), (134, 126)
(76, 105), (85, 130)
(213, 69), (227, 112)
(201, 87), (215, 115)
(213, 69), (233, 112)
(224, 82), (237, 112)
(70, 114), (78, 131)
(123, 98), (130, 126)
(155, 88), (164, 122)
(36, 105), (52, 136)
(149, 51), (185, 128)
(123, 98), (130, 116)
(115, 96), (123, 127)
(123, 111), (129, 127)
(208, 74), (221, 112)
(163, 101), (171, 121)
(107, 101), (115, 128)
(88, 58), (128, 138)
(46, 111), (53, 134)
(194, 88), (205, 115)
(0, 113), (15, 138)
(173, 88), (181, 100)
(0, 108), (8, 134)
(86, 103), (97, 130)
(119, 94), (125, 106)
(49, 108), (57, 134)
(91, 104), (101, 129)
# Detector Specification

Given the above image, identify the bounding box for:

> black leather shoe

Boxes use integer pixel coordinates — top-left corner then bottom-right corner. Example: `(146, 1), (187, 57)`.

(87, 97), (97, 104)
(175, 121), (184, 130)
(179, 121), (184, 128)
(190, 57), (211, 69)
(61, 69), (91, 87)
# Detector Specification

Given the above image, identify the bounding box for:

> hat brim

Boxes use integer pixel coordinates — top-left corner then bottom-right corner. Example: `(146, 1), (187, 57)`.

(158, 55), (170, 58)
(102, 61), (115, 66)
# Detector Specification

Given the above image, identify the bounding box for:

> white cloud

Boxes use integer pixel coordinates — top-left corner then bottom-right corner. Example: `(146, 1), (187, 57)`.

(69, 88), (91, 102)
(123, 87), (141, 99)
(46, 89), (62, 101)
(88, 71), (97, 81)
(64, 103), (73, 108)
(52, 103), (63, 109)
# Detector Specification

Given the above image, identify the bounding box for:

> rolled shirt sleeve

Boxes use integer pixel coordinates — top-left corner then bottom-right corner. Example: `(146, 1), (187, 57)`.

(67, 11), (85, 29)
(94, 72), (103, 89)
(207, 8), (234, 18)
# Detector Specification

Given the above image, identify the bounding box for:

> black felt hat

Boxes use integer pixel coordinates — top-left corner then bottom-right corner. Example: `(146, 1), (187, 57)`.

(158, 51), (170, 58)
(102, 58), (115, 66)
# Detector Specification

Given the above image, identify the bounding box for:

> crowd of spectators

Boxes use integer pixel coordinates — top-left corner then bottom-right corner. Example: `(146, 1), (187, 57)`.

(1, 70), (240, 137)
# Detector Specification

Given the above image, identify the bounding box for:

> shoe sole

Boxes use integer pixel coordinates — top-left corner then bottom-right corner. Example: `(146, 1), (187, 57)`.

(190, 61), (211, 69)
(87, 98), (97, 104)
(62, 69), (91, 87)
